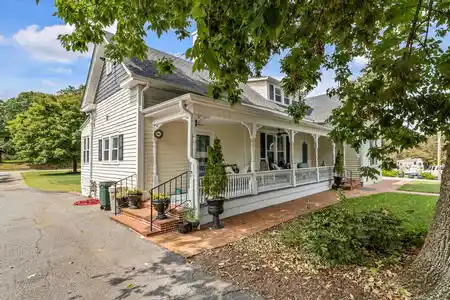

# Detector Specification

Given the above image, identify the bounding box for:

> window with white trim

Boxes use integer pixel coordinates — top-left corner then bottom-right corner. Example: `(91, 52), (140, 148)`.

(275, 88), (282, 103)
(99, 134), (124, 162)
(111, 136), (119, 161)
(83, 136), (90, 164)
(269, 84), (275, 101)
(284, 95), (290, 105)
(103, 138), (110, 161)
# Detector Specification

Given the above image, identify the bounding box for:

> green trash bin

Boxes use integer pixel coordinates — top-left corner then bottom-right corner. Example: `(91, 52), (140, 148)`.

(99, 181), (115, 211)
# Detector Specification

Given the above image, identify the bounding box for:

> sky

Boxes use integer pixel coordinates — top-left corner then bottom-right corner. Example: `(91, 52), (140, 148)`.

(1, 1), (445, 101)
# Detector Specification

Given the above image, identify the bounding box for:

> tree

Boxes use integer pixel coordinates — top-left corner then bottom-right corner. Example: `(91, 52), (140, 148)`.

(46, 0), (449, 298)
(202, 138), (228, 199)
(7, 92), (84, 173)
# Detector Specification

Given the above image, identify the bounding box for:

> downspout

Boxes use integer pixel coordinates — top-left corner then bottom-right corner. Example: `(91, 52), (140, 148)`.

(137, 83), (151, 189)
(179, 100), (200, 218)
(89, 112), (94, 194)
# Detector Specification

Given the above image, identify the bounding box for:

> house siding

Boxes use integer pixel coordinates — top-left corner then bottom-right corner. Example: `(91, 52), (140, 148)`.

(247, 81), (268, 99)
(345, 145), (360, 179)
(80, 119), (91, 196)
(94, 62), (129, 104)
(88, 88), (138, 197)
(318, 136), (333, 166)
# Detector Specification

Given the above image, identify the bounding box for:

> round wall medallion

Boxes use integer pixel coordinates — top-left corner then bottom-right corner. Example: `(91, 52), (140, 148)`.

(154, 129), (164, 139)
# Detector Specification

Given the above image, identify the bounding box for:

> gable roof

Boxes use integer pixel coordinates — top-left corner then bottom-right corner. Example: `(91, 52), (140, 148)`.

(103, 32), (339, 123)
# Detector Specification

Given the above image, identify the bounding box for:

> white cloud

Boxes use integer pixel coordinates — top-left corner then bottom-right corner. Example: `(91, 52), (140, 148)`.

(13, 24), (92, 63)
(49, 67), (72, 75)
(0, 35), (7, 45)
(42, 79), (57, 86)
(353, 55), (369, 66)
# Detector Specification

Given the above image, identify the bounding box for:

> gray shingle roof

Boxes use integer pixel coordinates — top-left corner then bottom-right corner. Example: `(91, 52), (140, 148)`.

(104, 33), (339, 122)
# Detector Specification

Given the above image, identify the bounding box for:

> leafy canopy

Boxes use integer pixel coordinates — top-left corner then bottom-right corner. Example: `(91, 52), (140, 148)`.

(7, 91), (84, 166)
(46, 0), (450, 157)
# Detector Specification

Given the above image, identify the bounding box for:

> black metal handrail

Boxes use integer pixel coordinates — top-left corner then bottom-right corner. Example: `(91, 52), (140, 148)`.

(113, 174), (136, 215)
(149, 171), (190, 231)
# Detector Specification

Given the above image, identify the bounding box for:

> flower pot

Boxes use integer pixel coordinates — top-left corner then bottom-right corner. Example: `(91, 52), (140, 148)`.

(188, 220), (200, 229)
(177, 221), (192, 234)
(128, 195), (141, 209)
(206, 198), (225, 229)
(117, 197), (129, 208)
(333, 176), (343, 189)
(152, 198), (170, 220)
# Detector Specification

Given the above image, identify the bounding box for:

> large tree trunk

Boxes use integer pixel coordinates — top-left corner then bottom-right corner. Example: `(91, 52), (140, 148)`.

(72, 156), (77, 173)
(408, 143), (450, 299)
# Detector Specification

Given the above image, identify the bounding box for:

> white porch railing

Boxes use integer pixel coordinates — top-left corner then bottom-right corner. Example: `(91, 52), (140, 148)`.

(256, 169), (293, 193)
(318, 166), (333, 181)
(199, 166), (333, 204)
(295, 167), (318, 185)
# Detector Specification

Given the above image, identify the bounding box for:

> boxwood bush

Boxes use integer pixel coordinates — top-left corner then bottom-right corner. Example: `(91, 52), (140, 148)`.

(280, 207), (412, 266)
(420, 172), (437, 180)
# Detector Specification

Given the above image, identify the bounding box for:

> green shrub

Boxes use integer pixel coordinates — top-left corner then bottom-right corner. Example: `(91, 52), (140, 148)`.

(281, 207), (410, 266)
(382, 169), (398, 177)
(420, 172), (437, 180)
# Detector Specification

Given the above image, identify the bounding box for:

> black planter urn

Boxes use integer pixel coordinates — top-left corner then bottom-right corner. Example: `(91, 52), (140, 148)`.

(333, 176), (343, 189)
(206, 198), (225, 229)
(152, 198), (169, 220)
(177, 221), (192, 234)
(128, 195), (141, 209)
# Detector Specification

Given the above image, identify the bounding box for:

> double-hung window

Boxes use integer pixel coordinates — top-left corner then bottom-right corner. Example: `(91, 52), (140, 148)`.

(284, 95), (290, 105)
(99, 134), (124, 162)
(269, 84), (275, 101)
(275, 88), (282, 103)
(83, 136), (90, 164)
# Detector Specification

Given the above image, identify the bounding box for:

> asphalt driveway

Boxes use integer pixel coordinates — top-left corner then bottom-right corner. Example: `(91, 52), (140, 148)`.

(0, 172), (258, 300)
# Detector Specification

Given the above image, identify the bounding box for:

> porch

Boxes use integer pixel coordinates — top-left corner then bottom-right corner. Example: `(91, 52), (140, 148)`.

(143, 93), (339, 223)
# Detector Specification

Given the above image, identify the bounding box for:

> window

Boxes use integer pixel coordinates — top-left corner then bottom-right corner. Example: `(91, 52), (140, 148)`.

(259, 133), (289, 168)
(275, 88), (282, 103)
(111, 136), (119, 161)
(284, 95), (290, 105)
(106, 61), (113, 75)
(196, 134), (211, 176)
(83, 136), (90, 163)
(302, 142), (308, 164)
(269, 84), (275, 100)
(103, 138), (110, 161)
(98, 139), (102, 161)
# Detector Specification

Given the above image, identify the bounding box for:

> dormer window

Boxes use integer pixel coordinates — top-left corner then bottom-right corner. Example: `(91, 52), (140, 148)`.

(269, 84), (275, 101)
(275, 88), (282, 103)
(284, 95), (290, 105)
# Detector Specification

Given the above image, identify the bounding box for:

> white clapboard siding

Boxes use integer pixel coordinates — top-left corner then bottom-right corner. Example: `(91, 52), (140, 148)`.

(90, 88), (138, 194)
(345, 145), (360, 179)
(80, 119), (91, 196)
(247, 80), (268, 99)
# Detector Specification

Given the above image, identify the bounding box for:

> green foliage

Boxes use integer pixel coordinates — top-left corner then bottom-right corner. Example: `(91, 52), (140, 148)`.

(183, 207), (199, 223)
(421, 172), (437, 180)
(382, 169), (399, 177)
(281, 207), (410, 266)
(360, 166), (380, 181)
(128, 189), (143, 196)
(202, 137), (228, 199)
(7, 90), (84, 171)
(333, 150), (344, 176)
(152, 193), (169, 200)
(286, 101), (310, 124)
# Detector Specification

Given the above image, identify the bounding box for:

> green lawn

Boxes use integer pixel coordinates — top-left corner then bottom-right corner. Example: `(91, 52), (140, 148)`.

(399, 182), (441, 194)
(22, 170), (80, 193)
(340, 192), (437, 235)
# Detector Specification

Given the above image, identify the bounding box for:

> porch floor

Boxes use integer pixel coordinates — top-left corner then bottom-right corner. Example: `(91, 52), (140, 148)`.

(147, 180), (400, 257)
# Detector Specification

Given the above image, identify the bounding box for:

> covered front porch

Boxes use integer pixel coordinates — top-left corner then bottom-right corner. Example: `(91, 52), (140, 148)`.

(143, 93), (339, 223)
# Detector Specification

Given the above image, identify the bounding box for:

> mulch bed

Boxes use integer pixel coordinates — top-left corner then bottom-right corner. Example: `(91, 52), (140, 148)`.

(190, 228), (417, 300)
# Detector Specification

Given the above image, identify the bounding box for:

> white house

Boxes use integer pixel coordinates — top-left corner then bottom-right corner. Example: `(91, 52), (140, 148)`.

(80, 33), (380, 227)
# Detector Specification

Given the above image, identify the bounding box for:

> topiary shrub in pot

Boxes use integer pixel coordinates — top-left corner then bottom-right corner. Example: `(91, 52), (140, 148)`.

(333, 150), (344, 189)
(177, 207), (198, 234)
(128, 189), (143, 209)
(203, 137), (228, 229)
(116, 188), (129, 208)
(151, 193), (170, 219)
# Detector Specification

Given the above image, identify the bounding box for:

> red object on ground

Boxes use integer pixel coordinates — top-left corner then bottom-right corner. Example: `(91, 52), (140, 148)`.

(73, 198), (100, 206)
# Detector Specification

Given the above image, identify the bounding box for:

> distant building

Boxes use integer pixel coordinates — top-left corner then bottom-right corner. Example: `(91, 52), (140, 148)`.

(396, 158), (424, 172)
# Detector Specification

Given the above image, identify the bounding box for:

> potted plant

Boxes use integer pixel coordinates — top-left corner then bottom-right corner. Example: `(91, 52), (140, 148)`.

(177, 219), (192, 233)
(333, 150), (344, 189)
(116, 188), (129, 208)
(184, 207), (200, 229)
(128, 189), (143, 209)
(151, 193), (170, 219)
(202, 137), (228, 229)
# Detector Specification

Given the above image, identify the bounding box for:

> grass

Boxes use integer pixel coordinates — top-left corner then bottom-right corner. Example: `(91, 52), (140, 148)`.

(22, 170), (80, 193)
(0, 161), (29, 170)
(340, 192), (437, 236)
(399, 182), (441, 194)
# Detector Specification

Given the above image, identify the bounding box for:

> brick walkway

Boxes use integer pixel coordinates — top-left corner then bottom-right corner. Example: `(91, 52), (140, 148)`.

(148, 180), (402, 257)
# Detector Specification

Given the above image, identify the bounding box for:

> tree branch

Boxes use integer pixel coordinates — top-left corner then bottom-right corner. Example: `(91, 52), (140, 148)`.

(404, 0), (423, 58)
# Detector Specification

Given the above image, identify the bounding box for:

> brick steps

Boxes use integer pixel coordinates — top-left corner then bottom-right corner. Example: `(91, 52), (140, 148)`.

(343, 179), (361, 190)
(111, 206), (183, 236)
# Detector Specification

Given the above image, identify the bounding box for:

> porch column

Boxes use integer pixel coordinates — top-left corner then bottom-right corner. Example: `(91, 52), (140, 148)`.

(314, 134), (319, 182)
(290, 130), (297, 186)
(343, 143), (347, 168)
(242, 122), (262, 195)
(152, 123), (160, 187)
(332, 142), (336, 164)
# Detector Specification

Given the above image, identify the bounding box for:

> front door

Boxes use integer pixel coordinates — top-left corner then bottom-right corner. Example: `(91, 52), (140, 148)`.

(196, 134), (210, 176)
